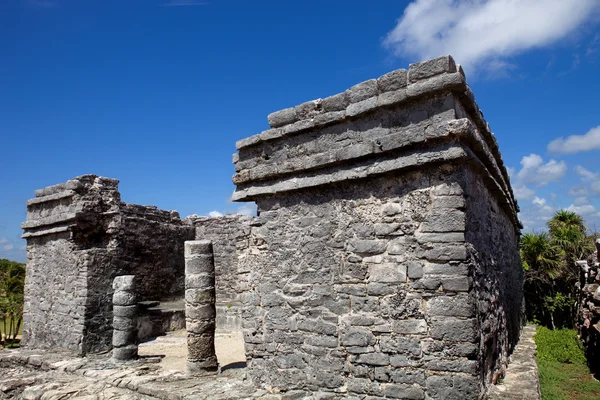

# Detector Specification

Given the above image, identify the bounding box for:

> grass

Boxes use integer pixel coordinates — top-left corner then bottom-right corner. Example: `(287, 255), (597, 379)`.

(535, 325), (600, 400)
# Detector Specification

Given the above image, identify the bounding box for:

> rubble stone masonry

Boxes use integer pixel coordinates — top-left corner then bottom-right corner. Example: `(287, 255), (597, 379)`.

(232, 56), (523, 399)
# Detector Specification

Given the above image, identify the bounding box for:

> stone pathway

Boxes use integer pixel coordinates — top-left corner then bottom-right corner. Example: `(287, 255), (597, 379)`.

(487, 325), (541, 400)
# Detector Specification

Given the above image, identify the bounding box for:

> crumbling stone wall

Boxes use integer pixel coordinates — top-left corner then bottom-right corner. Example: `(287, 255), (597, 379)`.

(232, 56), (522, 399)
(577, 240), (600, 377)
(22, 175), (194, 355)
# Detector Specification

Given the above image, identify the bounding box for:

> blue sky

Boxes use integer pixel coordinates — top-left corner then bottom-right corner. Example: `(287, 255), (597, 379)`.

(1, 0), (600, 262)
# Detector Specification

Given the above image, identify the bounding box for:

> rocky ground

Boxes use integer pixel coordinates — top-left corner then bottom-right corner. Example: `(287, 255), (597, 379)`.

(0, 331), (261, 400)
(0, 327), (540, 399)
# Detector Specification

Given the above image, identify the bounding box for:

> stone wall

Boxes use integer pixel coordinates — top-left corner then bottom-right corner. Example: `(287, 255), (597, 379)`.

(232, 56), (522, 399)
(189, 215), (253, 331)
(577, 240), (600, 377)
(21, 175), (194, 355)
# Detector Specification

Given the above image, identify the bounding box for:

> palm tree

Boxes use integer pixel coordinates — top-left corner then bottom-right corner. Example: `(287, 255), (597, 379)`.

(520, 233), (561, 327)
(0, 260), (25, 346)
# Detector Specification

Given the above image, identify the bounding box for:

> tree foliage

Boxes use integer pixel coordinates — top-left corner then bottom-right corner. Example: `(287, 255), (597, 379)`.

(522, 210), (595, 329)
(0, 259), (25, 346)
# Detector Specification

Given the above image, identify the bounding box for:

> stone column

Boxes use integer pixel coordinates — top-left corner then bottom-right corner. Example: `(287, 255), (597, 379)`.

(185, 240), (218, 373)
(112, 275), (138, 361)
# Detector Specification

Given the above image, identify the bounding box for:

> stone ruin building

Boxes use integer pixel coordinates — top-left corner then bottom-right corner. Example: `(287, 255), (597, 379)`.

(578, 239), (600, 377)
(19, 55), (524, 399)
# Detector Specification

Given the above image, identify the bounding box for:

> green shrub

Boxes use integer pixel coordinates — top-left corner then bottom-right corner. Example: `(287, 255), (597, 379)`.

(536, 326), (587, 364)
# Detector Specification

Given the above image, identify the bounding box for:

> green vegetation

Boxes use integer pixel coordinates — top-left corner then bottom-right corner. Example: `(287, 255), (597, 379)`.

(0, 258), (25, 347)
(536, 326), (600, 400)
(522, 210), (595, 328)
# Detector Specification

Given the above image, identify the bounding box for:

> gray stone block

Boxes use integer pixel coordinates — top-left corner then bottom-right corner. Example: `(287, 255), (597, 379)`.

(424, 244), (467, 261)
(112, 329), (136, 347)
(112, 275), (136, 291)
(112, 291), (136, 307)
(346, 97), (378, 117)
(356, 352), (390, 366)
(382, 383), (425, 399)
(368, 263), (407, 283)
(380, 335), (421, 356)
(112, 305), (137, 318)
(442, 276), (470, 292)
(112, 344), (138, 361)
(186, 319), (215, 335)
(348, 239), (386, 254)
(378, 69), (408, 92)
(377, 89), (408, 108)
(268, 107), (298, 128)
(407, 261), (423, 279)
(184, 240), (212, 257)
(185, 255), (214, 274)
(185, 273), (215, 290)
(406, 72), (465, 98)
(430, 317), (477, 342)
(392, 319), (427, 335)
(112, 316), (136, 331)
(428, 294), (474, 318)
(187, 358), (218, 373)
(322, 92), (348, 112)
(346, 79), (379, 103)
(408, 55), (457, 83)
(341, 328), (376, 347)
(186, 304), (216, 320)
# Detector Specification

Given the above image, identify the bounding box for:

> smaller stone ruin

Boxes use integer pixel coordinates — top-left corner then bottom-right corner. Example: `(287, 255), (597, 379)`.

(21, 175), (251, 356)
(577, 239), (600, 376)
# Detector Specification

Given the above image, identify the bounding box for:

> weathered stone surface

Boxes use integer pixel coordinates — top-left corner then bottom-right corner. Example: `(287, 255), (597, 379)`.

(267, 107), (298, 128)
(378, 69), (408, 92)
(408, 55), (457, 83)
(22, 175), (194, 355)
(19, 55), (524, 400)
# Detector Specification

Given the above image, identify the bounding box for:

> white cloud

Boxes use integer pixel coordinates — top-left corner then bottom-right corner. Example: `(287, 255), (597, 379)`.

(383, 0), (600, 73)
(532, 196), (546, 207)
(3, 244), (13, 251)
(566, 203), (600, 218)
(0, 237), (8, 244)
(575, 165), (597, 180)
(206, 203), (257, 218)
(235, 204), (257, 217)
(513, 184), (535, 201)
(515, 154), (567, 186)
(548, 125), (600, 155)
(570, 166), (600, 197)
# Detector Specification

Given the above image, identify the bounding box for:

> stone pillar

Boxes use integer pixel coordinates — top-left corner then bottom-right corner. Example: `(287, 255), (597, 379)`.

(112, 275), (138, 361)
(185, 240), (218, 373)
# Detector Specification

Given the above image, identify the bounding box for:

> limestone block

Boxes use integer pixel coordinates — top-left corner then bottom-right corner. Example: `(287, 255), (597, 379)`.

(377, 69), (408, 92)
(186, 304), (216, 320)
(346, 79), (378, 103)
(267, 107), (298, 128)
(428, 295), (475, 318)
(112, 291), (136, 307)
(112, 345), (138, 361)
(408, 55), (457, 83)
(392, 319), (428, 335)
(112, 305), (137, 318)
(112, 275), (136, 291)
(185, 273), (215, 290)
(187, 334), (216, 360)
(322, 92), (348, 112)
(184, 240), (212, 257)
